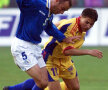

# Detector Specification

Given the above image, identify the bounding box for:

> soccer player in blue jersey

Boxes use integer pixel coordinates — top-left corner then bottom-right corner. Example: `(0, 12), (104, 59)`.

(3, 0), (81, 90)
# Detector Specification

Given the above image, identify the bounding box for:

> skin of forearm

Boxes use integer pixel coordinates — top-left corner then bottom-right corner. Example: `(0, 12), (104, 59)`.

(64, 49), (91, 56)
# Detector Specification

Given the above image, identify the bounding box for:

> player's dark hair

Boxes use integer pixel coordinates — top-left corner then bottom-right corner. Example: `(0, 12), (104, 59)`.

(59, 0), (72, 7)
(81, 8), (98, 22)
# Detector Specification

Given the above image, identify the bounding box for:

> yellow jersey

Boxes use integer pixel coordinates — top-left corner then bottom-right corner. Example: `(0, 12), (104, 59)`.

(43, 17), (86, 60)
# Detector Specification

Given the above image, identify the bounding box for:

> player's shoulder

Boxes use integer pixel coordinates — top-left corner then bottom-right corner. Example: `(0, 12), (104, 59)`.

(59, 19), (67, 24)
(68, 18), (77, 24)
(61, 18), (77, 27)
(57, 19), (72, 29)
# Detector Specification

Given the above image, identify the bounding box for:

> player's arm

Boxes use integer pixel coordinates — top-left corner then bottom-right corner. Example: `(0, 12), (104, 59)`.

(64, 49), (103, 59)
(45, 23), (66, 42)
(45, 21), (81, 44)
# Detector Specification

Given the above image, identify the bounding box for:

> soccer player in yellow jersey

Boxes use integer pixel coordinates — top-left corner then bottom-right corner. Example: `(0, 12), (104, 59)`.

(42, 8), (103, 90)
(4, 8), (103, 90)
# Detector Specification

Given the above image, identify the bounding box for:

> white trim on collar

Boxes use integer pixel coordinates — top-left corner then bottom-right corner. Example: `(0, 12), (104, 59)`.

(46, 0), (50, 9)
(46, 0), (51, 17)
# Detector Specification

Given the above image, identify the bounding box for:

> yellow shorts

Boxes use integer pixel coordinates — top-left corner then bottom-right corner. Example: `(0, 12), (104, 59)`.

(45, 81), (67, 90)
(46, 56), (77, 81)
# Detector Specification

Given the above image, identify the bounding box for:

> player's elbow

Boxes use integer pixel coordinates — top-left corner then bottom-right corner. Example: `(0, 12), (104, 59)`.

(63, 50), (72, 56)
(63, 49), (78, 56)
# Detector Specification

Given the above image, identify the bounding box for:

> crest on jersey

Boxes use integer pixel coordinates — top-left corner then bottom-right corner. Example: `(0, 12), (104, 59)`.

(68, 66), (73, 71)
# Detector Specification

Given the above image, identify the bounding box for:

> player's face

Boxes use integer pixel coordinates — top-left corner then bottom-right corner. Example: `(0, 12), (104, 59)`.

(50, 1), (70, 14)
(80, 16), (95, 32)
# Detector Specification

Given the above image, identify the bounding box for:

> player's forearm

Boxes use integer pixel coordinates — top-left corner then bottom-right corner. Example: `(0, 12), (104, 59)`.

(64, 49), (103, 59)
(64, 49), (91, 56)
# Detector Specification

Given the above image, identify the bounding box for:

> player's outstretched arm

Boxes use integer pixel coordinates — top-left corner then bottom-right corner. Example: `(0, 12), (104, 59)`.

(64, 49), (103, 59)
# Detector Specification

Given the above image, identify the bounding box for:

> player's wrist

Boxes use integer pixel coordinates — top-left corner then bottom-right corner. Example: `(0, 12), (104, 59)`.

(86, 50), (92, 55)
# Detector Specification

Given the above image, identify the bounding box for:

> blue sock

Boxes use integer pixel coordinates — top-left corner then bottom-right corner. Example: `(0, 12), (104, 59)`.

(32, 85), (43, 90)
(9, 79), (35, 90)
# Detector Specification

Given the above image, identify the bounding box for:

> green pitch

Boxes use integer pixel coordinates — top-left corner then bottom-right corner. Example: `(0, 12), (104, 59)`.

(0, 46), (108, 90)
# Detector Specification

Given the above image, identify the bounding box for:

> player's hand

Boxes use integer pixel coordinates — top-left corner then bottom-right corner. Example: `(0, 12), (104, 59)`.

(63, 36), (81, 44)
(88, 49), (103, 59)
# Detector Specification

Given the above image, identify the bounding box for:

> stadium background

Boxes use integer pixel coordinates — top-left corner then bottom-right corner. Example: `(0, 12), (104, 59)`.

(0, 0), (108, 90)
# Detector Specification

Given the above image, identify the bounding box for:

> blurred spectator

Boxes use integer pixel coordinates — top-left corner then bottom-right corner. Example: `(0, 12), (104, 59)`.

(9, 0), (18, 8)
(0, 0), (107, 8)
(84, 0), (104, 7)
(104, 0), (108, 7)
(76, 0), (84, 7)
(71, 0), (78, 7)
(0, 0), (10, 8)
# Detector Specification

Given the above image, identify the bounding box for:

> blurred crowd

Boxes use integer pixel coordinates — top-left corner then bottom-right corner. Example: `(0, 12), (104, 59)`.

(0, 0), (108, 8)
(0, 0), (17, 8)
(74, 0), (108, 7)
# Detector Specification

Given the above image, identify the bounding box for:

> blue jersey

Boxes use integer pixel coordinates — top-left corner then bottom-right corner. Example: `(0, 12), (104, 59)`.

(16, 0), (66, 44)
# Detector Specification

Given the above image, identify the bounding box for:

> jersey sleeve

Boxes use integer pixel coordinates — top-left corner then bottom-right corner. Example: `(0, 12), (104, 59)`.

(32, 0), (46, 9)
(45, 22), (66, 42)
(17, 0), (46, 11)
